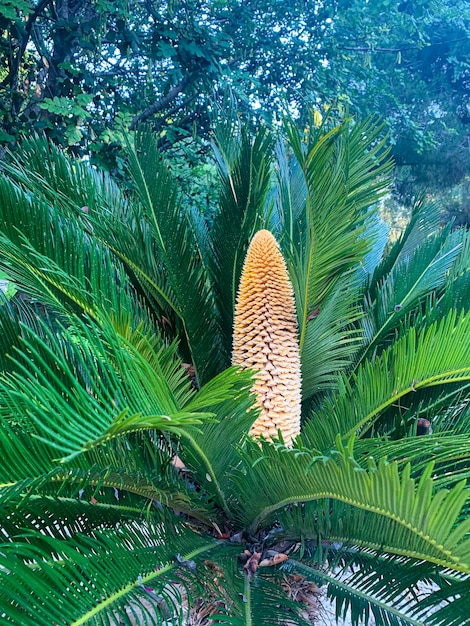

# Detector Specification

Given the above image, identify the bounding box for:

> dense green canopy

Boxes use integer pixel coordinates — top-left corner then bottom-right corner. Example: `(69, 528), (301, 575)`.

(1, 0), (469, 198)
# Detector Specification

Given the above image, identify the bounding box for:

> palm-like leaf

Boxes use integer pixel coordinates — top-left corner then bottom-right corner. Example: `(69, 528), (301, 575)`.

(282, 116), (393, 354)
(0, 178), (149, 336)
(359, 225), (465, 366)
(179, 368), (258, 515)
(300, 280), (363, 399)
(282, 554), (470, 626)
(209, 124), (273, 358)
(0, 515), (218, 626)
(234, 438), (470, 575)
(1, 316), (253, 461)
(302, 309), (470, 451)
(126, 129), (226, 383)
(275, 117), (394, 404)
(3, 134), (130, 218)
(369, 197), (443, 294)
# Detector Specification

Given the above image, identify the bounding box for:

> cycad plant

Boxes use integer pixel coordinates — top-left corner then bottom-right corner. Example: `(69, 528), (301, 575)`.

(0, 113), (470, 626)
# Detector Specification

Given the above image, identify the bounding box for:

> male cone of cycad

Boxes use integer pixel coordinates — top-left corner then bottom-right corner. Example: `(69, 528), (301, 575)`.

(232, 230), (301, 446)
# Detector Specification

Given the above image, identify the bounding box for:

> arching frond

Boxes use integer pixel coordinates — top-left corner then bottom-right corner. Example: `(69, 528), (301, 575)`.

(282, 552), (470, 626)
(181, 367), (258, 514)
(359, 226), (464, 366)
(302, 310), (470, 451)
(233, 438), (470, 574)
(272, 136), (307, 241)
(0, 318), (211, 460)
(0, 312), (257, 464)
(126, 129), (226, 383)
(0, 423), (216, 526)
(210, 124), (273, 358)
(4, 134), (130, 218)
(283, 116), (393, 354)
(369, 197), (443, 295)
(0, 515), (218, 626)
(0, 178), (151, 335)
(300, 279), (363, 400)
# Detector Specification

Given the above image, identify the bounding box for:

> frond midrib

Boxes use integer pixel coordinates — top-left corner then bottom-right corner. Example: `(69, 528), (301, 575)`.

(249, 492), (470, 574)
(344, 370), (470, 440)
(70, 542), (216, 626)
(1, 474), (213, 524)
(288, 559), (426, 626)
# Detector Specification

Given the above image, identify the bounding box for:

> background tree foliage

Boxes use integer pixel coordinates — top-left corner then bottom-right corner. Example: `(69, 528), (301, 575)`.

(0, 0), (469, 206)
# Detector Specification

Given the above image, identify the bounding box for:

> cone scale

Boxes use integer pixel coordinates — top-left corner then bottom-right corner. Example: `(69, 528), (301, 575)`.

(232, 230), (301, 446)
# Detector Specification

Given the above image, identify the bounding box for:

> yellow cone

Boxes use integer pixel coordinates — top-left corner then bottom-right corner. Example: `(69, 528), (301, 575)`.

(232, 230), (301, 446)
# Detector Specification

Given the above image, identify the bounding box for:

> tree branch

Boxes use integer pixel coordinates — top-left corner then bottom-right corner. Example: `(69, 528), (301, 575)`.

(336, 37), (469, 54)
(0, 0), (54, 89)
(130, 74), (193, 130)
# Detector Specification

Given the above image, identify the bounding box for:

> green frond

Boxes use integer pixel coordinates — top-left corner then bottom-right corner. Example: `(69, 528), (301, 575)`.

(369, 197), (443, 294)
(0, 515), (218, 625)
(210, 124), (273, 358)
(89, 190), (179, 318)
(0, 416), (58, 486)
(446, 399), (470, 436)
(426, 227), (470, 322)
(0, 178), (151, 335)
(0, 298), (56, 373)
(359, 225), (464, 365)
(126, 129), (226, 383)
(0, 312), (262, 471)
(280, 491), (470, 578)
(302, 309), (470, 450)
(111, 322), (196, 409)
(0, 419), (215, 526)
(351, 433), (470, 494)
(420, 577), (470, 625)
(0, 317), (211, 461)
(181, 367), (258, 514)
(3, 469), (212, 530)
(300, 280), (364, 400)
(233, 438), (470, 574)
(3, 134), (179, 336)
(355, 213), (391, 285)
(282, 553), (470, 626)
(272, 136), (307, 241)
(369, 375), (470, 441)
(282, 116), (393, 354)
(4, 134), (130, 218)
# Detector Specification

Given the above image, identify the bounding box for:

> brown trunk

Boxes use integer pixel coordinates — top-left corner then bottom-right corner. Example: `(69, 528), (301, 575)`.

(45, 0), (74, 99)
